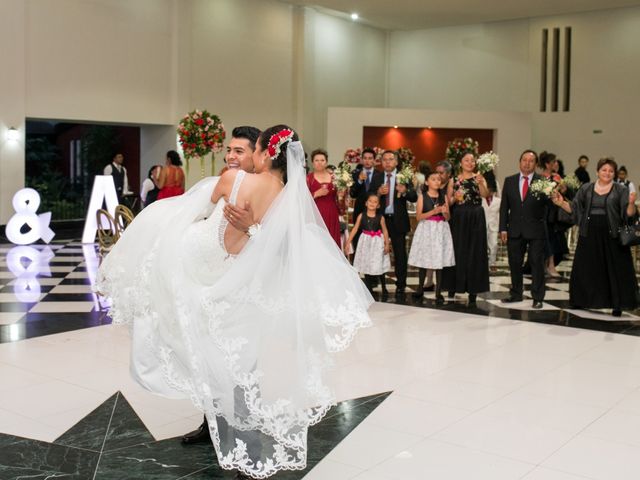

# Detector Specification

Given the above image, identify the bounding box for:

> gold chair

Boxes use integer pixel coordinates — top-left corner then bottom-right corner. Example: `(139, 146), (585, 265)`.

(96, 209), (119, 254)
(114, 205), (135, 233)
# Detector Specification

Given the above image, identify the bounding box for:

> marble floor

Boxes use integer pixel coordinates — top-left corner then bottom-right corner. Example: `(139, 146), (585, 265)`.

(2, 241), (640, 478)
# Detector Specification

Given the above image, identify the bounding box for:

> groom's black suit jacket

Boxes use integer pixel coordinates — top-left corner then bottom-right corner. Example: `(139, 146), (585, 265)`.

(499, 173), (548, 240)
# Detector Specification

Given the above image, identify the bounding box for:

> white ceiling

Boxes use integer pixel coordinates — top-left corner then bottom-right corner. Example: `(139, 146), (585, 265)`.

(289, 0), (640, 30)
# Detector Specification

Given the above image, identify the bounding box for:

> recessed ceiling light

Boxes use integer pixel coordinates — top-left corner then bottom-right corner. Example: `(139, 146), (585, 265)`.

(351, 12), (359, 21)
(393, 125), (398, 129)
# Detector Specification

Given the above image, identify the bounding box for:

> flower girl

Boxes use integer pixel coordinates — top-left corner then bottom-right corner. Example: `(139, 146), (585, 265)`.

(409, 171), (455, 304)
(345, 193), (391, 296)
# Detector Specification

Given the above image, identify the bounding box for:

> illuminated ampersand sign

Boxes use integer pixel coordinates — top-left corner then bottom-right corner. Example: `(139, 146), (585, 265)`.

(6, 188), (55, 245)
(6, 246), (54, 303)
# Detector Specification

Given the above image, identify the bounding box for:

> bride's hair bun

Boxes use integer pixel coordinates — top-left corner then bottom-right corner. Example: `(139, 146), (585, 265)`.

(259, 124), (299, 184)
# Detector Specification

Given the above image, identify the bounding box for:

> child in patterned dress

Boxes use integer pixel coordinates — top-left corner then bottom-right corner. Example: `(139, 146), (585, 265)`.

(409, 171), (455, 304)
(345, 193), (391, 296)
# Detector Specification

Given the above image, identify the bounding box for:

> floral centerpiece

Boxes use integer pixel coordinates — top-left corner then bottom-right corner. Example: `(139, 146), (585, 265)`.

(395, 162), (415, 185)
(333, 162), (354, 190)
(397, 147), (416, 166)
(529, 178), (557, 198)
(372, 147), (385, 162)
(177, 110), (225, 176)
(343, 148), (362, 164)
(446, 137), (479, 171)
(476, 151), (500, 174)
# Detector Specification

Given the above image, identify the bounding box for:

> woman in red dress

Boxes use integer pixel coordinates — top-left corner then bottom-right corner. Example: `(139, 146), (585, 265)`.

(157, 150), (185, 200)
(307, 149), (342, 247)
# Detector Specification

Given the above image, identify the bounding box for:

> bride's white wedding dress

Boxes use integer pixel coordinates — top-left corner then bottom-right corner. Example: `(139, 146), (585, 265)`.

(98, 142), (373, 478)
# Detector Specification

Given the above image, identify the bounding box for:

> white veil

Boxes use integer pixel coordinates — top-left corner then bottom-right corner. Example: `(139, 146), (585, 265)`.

(168, 141), (373, 477)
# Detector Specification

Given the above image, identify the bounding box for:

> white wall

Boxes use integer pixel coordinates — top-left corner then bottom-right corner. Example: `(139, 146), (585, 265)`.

(300, 8), (387, 152)
(189, 0), (295, 136)
(25, 0), (176, 125)
(529, 8), (640, 179)
(389, 20), (531, 112)
(327, 107), (531, 186)
(388, 6), (640, 184)
(0, 0), (26, 224)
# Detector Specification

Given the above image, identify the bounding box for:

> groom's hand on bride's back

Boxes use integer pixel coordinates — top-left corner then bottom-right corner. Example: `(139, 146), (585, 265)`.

(224, 201), (254, 233)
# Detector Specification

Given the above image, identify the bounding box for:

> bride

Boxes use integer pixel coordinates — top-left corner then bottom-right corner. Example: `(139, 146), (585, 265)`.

(98, 125), (373, 478)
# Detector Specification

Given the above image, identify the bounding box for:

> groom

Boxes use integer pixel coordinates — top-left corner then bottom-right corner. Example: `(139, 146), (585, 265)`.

(499, 150), (547, 309)
(181, 124), (260, 445)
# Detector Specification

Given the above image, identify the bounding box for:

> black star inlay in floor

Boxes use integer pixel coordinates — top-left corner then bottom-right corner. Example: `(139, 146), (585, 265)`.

(0, 391), (391, 479)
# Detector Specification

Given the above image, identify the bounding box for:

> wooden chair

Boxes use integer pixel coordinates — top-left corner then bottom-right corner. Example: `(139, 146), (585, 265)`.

(96, 209), (119, 254)
(114, 205), (135, 233)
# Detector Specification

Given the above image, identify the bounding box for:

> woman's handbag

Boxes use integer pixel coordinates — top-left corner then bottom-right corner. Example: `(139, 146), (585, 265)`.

(618, 191), (640, 246)
(618, 211), (640, 247)
(619, 220), (640, 246)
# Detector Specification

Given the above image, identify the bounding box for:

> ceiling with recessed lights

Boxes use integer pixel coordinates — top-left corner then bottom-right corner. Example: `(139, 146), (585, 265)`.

(288, 0), (640, 29)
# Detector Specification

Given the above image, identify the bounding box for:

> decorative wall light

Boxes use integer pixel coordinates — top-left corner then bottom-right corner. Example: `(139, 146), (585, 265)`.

(350, 13), (359, 21)
(82, 175), (119, 243)
(6, 127), (20, 142)
(6, 188), (55, 245)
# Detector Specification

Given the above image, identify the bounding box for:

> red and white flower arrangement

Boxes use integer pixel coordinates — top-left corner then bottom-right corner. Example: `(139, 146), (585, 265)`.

(446, 137), (479, 171)
(343, 148), (362, 164)
(397, 147), (416, 166)
(177, 110), (225, 176)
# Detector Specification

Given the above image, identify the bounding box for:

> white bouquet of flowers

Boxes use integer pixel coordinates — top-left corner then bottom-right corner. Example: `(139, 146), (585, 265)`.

(560, 174), (581, 192)
(476, 151), (499, 174)
(395, 162), (415, 185)
(333, 162), (354, 190)
(529, 178), (557, 198)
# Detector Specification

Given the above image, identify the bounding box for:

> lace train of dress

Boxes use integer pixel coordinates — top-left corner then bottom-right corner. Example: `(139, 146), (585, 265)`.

(98, 144), (373, 478)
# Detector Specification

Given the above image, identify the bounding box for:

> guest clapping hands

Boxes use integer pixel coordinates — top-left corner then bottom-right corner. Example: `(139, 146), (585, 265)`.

(553, 157), (638, 316)
(443, 152), (490, 307)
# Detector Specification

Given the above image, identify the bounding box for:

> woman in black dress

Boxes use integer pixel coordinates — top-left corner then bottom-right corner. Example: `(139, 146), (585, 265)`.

(553, 157), (638, 316)
(443, 153), (490, 307)
(540, 151), (569, 277)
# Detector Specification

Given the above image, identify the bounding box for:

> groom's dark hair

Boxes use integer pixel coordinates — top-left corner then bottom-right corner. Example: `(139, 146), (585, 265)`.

(232, 126), (261, 151)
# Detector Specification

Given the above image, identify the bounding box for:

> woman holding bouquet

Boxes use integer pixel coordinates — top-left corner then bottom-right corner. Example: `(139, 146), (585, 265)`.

(443, 152), (490, 307)
(553, 157), (638, 316)
(307, 148), (342, 247)
(540, 151), (567, 277)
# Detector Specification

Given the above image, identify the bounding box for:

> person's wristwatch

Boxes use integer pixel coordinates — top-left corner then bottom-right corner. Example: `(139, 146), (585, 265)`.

(246, 223), (261, 238)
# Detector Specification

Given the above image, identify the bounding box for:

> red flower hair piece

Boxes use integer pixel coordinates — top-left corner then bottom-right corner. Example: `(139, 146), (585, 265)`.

(267, 129), (294, 160)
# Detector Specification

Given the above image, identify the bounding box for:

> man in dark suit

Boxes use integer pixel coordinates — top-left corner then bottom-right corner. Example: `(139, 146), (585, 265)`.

(349, 148), (384, 251)
(499, 150), (548, 309)
(377, 150), (418, 299)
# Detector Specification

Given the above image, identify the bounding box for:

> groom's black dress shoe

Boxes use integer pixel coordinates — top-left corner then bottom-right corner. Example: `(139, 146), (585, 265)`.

(501, 296), (523, 304)
(532, 301), (543, 309)
(181, 419), (210, 445)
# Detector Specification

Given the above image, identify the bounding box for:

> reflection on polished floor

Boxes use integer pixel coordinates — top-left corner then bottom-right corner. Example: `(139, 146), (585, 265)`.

(1, 241), (640, 479)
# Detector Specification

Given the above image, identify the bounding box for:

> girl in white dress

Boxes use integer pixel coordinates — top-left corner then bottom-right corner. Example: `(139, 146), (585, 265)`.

(409, 171), (455, 304)
(345, 193), (391, 295)
(98, 125), (373, 479)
